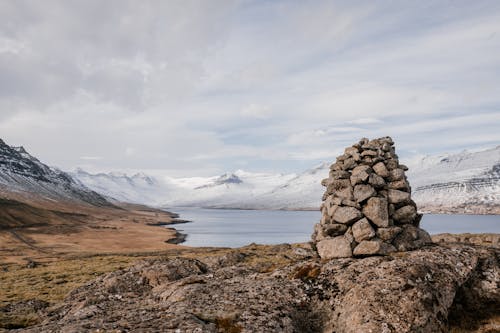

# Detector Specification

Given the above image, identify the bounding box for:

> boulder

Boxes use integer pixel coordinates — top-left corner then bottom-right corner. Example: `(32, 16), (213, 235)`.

(368, 173), (386, 188)
(393, 205), (418, 224)
(376, 226), (402, 241)
(353, 239), (396, 256)
(317, 236), (353, 259)
(362, 197), (389, 227)
(323, 223), (348, 237)
(332, 206), (363, 224)
(372, 162), (389, 178)
(351, 218), (375, 242)
(387, 189), (410, 204)
(353, 184), (376, 203)
(392, 225), (432, 251)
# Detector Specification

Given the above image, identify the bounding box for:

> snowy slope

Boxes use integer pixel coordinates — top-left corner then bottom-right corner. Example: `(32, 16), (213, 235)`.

(71, 169), (172, 206)
(0, 139), (109, 206)
(406, 146), (500, 211)
(73, 146), (500, 212)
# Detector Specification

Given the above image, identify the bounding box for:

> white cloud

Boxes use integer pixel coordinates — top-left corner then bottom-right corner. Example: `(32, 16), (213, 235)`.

(0, 1), (499, 176)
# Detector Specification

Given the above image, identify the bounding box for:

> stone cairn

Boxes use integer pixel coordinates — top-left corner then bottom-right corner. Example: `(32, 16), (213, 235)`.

(312, 136), (432, 259)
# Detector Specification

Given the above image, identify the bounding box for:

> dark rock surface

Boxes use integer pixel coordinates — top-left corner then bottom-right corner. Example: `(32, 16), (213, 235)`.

(17, 243), (499, 333)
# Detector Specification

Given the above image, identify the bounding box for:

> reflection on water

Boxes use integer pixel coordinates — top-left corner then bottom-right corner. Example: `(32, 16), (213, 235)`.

(166, 207), (500, 248)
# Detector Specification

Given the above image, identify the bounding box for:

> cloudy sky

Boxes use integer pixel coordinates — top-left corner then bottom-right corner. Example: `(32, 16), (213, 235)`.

(1, 1), (499, 176)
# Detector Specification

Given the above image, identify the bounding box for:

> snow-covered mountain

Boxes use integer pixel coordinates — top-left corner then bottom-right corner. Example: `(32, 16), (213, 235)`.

(0, 139), (109, 206)
(71, 169), (171, 206)
(72, 146), (500, 213)
(406, 146), (500, 213)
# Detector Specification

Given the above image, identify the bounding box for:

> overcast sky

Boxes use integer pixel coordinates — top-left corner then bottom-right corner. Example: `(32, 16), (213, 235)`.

(1, 1), (499, 176)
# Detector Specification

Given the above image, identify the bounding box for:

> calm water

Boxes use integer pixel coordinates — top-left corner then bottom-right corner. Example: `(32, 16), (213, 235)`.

(167, 207), (500, 248)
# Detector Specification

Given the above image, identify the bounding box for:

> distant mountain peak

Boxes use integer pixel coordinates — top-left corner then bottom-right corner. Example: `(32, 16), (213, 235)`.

(194, 173), (242, 189)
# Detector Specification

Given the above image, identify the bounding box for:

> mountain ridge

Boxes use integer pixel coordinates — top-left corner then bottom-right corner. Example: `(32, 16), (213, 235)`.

(72, 146), (500, 213)
(0, 139), (111, 207)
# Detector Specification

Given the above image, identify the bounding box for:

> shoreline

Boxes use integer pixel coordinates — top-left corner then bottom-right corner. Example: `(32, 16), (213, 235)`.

(166, 205), (500, 215)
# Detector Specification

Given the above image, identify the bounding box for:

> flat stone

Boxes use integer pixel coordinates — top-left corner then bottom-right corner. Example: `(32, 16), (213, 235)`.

(328, 179), (351, 190)
(353, 239), (396, 256)
(341, 199), (360, 209)
(344, 147), (359, 156)
(387, 189), (410, 204)
(350, 172), (369, 186)
(362, 197), (389, 227)
(352, 218), (375, 242)
(393, 205), (417, 224)
(368, 173), (386, 188)
(388, 179), (410, 191)
(352, 165), (373, 177)
(373, 162), (389, 178)
(392, 225), (432, 251)
(330, 170), (351, 179)
(334, 186), (354, 201)
(389, 168), (405, 181)
(361, 150), (378, 157)
(342, 158), (356, 170)
(353, 184), (376, 203)
(317, 236), (353, 259)
(323, 223), (348, 237)
(332, 206), (363, 225)
(377, 226), (402, 241)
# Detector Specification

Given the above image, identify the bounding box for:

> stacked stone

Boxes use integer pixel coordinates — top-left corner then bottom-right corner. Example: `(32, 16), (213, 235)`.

(312, 136), (432, 259)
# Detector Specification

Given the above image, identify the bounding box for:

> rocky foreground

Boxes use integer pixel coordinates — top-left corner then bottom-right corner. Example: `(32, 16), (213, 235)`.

(12, 240), (498, 333)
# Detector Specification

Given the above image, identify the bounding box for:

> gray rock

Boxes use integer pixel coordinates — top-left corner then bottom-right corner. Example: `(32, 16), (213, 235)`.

(392, 225), (432, 251)
(353, 239), (396, 256)
(389, 168), (405, 181)
(360, 150), (378, 157)
(351, 165), (373, 177)
(351, 218), (375, 242)
(330, 170), (350, 179)
(372, 162), (389, 178)
(377, 226), (402, 241)
(387, 189), (410, 204)
(385, 159), (399, 170)
(353, 184), (376, 203)
(342, 158), (356, 170)
(344, 146), (359, 156)
(393, 205), (417, 224)
(317, 236), (353, 259)
(323, 223), (348, 237)
(341, 199), (360, 209)
(368, 173), (386, 188)
(362, 197), (389, 227)
(388, 179), (410, 191)
(332, 206), (363, 224)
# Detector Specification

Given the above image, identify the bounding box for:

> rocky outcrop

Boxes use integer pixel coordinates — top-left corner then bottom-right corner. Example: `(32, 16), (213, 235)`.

(313, 137), (432, 259)
(19, 243), (499, 333)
